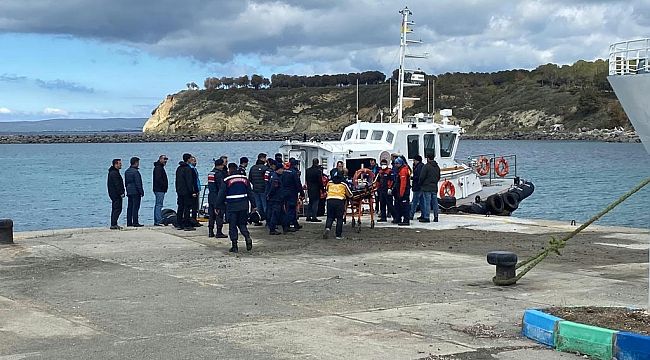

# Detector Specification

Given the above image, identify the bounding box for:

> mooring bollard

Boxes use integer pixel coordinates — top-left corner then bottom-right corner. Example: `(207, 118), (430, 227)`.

(0, 219), (13, 244)
(487, 251), (518, 285)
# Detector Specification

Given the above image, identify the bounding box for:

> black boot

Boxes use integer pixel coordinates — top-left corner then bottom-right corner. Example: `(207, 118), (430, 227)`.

(245, 237), (252, 251)
(208, 228), (215, 237)
(229, 242), (238, 253)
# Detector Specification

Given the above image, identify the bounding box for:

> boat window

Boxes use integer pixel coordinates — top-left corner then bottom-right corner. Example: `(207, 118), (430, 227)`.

(344, 129), (353, 141)
(439, 133), (456, 157)
(424, 134), (436, 158)
(386, 131), (394, 144)
(407, 135), (419, 159)
(371, 130), (384, 140)
(359, 130), (368, 139)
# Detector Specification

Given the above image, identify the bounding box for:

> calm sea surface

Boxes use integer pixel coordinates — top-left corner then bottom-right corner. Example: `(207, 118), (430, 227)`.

(0, 140), (648, 231)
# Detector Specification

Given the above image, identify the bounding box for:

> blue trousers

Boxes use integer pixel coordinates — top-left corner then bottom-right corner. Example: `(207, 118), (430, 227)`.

(421, 191), (439, 220)
(410, 191), (424, 219)
(285, 196), (298, 227)
(154, 192), (165, 225)
(252, 192), (267, 220)
(267, 201), (288, 232)
(227, 209), (250, 243)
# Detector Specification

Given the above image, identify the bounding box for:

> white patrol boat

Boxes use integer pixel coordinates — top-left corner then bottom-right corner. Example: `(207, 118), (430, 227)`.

(279, 7), (533, 215)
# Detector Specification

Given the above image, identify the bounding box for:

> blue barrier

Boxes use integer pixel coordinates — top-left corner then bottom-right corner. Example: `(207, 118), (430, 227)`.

(521, 309), (562, 347)
(615, 332), (650, 360)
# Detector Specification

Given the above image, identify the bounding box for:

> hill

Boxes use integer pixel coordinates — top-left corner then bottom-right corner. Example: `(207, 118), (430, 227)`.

(143, 60), (630, 135)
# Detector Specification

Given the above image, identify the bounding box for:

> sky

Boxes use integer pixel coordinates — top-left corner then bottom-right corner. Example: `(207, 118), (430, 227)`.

(0, 0), (649, 121)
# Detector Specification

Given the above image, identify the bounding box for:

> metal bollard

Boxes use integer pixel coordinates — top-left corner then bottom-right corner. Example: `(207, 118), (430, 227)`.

(487, 251), (518, 285)
(0, 219), (13, 244)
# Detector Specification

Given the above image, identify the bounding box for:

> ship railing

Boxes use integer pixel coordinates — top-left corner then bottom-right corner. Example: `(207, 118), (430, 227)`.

(609, 38), (650, 75)
(465, 153), (518, 185)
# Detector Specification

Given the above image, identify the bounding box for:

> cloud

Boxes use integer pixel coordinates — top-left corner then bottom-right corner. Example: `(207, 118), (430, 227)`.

(35, 79), (94, 93)
(0, 74), (28, 82)
(0, 107), (11, 114)
(0, 0), (649, 74)
(43, 107), (69, 116)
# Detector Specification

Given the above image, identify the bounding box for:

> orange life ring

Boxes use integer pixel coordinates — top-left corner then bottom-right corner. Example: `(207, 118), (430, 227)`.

(476, 156), (490, 176)
(495, 157), (509, 177)
(352, 168), (375, 188)
(439, 180), (456, 198)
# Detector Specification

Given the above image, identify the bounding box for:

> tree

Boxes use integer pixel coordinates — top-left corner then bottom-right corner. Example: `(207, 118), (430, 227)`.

(250, 74), (264, 89)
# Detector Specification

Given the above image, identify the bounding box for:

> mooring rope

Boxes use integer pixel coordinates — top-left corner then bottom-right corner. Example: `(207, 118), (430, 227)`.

(493, 176), (650, 286)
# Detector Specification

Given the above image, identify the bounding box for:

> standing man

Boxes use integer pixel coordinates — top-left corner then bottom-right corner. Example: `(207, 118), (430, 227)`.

(257, 152), (267, 164)
(152, 155), (168, 226)
(322, 175), (352, 240)
(107, 159), (125, 229)
(207, 158), (228, 238)
(305, 158), (323, 222)
(124, 157), (144, 227)
(330, 161), (344, 179)
(175, 153), (197, 231)
(419, 154), (441, 222)
(248, 158), (268, 225)
(274, 153), (284, 165)
(410, 155), (424, 220)
(266, 160), (291, 235)
(216, 163), (256, 253)
(376, 159), (396, 223)
(188, 156), (201, 223)
(238, 157), (249, 176)
(393, 157), (411, 226)
(282, 159), (304, 230)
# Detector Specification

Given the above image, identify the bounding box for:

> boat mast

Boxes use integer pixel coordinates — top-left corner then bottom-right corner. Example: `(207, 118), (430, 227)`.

(397, 7), (425, 123)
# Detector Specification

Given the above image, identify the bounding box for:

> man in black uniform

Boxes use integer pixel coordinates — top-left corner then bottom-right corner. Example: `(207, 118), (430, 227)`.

(305, 158), (323, 222)
(216, 163), (256, 253)
(207, 158), (228, 238)
(282, 158), (304, 230)
(248, 158), (268, 225)
(175, 153), (197, 231)
(107, 158), (125, 229)
(266, 160), (291, 235)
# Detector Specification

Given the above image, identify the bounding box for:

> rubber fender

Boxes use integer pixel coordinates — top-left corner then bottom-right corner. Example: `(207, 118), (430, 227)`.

(502, 192), (519, 211)
(161, 208), (176, 217)
(486, 194), (505, 214)
(519, 181), (535, 200)
(438, 196), (457, 210)
(509, 187), (524, 202)
(487, 251), (518, 266)
(161, 215), (177, 226)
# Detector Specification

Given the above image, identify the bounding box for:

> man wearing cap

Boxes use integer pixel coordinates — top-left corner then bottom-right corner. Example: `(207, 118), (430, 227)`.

(410, 155), (425, 220)
(248, 157), (268, 225)
(266, 160), (291, 235)
(282, 158), (305, 230)
(238, 157), (249, 176)
(207, 158), (228, 238)
(216, 163), (256, 252)
(152, 154), (169, 226)
(392, 157), (411, 226)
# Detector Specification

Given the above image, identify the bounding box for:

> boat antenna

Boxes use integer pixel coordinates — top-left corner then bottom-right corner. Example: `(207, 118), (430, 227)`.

(427, 79), (430, 114)
(389, 78), (392, 123)
(397, 6), (425, 123)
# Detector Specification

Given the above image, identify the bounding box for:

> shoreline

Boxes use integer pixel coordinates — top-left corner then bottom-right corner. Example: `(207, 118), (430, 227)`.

(0, 130), (641, 144)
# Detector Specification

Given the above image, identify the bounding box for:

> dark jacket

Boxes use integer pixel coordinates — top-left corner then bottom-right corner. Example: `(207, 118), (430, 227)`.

(248, 164), (268, 193)
(175, 161), (196, 196)
(266, 171), (284, 202)
(305, 165), (323, 199)
(419, 161), (441, 192)
(216, 173), (256, 212)
(207, 166), (226, 206)
(152, 161), (168, 193)
(377, 167), (394, 192)
(107, 166), (125, 200)
(411, 162), (424, 192)
(281, 168), (304, 200)
(330, 168), (344, 179)
(124, 166), (144, 196)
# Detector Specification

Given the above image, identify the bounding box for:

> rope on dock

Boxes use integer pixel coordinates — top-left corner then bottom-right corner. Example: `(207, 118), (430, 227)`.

(493, 176), (650, 286)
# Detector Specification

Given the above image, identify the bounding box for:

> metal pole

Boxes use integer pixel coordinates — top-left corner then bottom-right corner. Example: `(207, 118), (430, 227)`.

(427, 79), (430, 114)
(356, 78), (359, 122)
(389, 78), (392, 123)
(432, 79), (435, 117)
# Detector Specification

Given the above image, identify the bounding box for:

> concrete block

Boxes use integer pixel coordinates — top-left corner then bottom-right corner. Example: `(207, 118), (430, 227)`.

(615, 331), (650, 360)
(521, 309), (562, 347)
(556, 321), (616, 360)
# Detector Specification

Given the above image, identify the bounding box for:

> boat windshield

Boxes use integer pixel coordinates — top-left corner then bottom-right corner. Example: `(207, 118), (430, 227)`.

(343, 129), (353, 141)
(407, 135), (419, 159)
(371, 130), (383, 140)
(386, 131), (394, 144)
(359, 130), (368, 139)
(439, 133), (456, 157)
(424, 134), (435, 158)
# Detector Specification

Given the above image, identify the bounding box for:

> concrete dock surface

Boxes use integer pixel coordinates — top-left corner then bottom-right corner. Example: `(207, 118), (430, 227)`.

(1, 215), (648, 359)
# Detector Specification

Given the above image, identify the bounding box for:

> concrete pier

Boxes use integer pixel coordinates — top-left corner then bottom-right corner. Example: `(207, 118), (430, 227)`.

(1, 215), (648, 359)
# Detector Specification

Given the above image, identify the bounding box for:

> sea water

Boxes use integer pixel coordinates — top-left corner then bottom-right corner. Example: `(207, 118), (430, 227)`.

(0, 140), (648, 231)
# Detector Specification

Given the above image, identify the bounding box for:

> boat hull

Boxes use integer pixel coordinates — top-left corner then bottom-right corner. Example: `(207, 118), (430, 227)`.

(608, 73), (650, 153)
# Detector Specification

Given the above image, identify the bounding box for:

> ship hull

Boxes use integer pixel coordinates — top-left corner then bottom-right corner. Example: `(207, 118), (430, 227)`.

(608, 73), (650, 153)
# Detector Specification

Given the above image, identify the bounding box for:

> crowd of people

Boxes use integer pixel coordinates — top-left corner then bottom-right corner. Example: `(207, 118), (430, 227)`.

(106, 151), (441, 252)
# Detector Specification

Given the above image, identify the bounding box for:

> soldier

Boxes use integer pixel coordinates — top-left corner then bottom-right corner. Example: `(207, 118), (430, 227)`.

(207, 158), (227, 238)
(282, 158), (305, 230)
(266, 160), (292, 235)
(216, 163), (256, 253)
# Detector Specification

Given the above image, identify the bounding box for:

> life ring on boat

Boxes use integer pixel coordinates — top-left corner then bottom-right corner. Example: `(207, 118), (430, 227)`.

(439, 180), (456, 198)
(495, 157), (509, 177)
(352, 168), (375, 188)
(476, 156), (490, 176)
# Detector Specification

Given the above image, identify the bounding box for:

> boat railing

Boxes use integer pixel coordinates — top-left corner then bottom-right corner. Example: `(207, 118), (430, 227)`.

(609, 38), (650, 75)
(465, 153), (518, 184)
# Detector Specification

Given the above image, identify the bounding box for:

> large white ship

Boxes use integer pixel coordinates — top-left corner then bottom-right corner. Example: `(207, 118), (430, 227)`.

(608, 38), (650, 153)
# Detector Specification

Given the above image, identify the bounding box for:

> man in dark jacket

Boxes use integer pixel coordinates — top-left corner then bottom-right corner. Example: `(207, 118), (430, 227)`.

(376, 159), (396, 223)
(152, 155), (168, 226)
(107, 159), (125, 229)
(124, 157), (144, 227)
(207, 158), (227, 238)
(238, 157), (249, 176)
(216, 163), (256, 253)
(282, 158), (305, 230)
(175, 153), (197, 230)
(419, 154), (441, 222)
(266, 161), (291, 235)
(305, 158), (323, 222)
(248, 159), (268, 225)
(393, 157), (411, 226)
(409, 155), (425, 220)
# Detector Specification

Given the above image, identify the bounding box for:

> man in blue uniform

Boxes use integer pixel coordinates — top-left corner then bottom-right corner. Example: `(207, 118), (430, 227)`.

(207, 158), (227, 238)
(266, 160), (292, 235)
(216, 163), (256, 253)
(282, 158), (305, 230)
